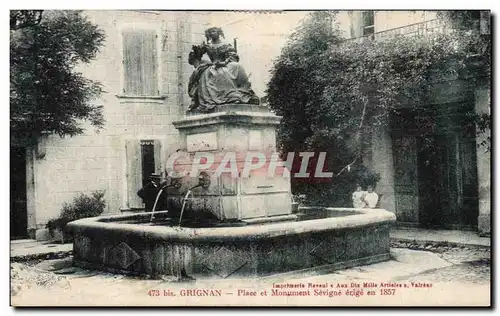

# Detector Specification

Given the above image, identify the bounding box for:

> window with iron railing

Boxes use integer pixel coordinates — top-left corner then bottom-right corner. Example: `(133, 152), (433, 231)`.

(345, 19), (452, 44)
(362, 11), (375, 37)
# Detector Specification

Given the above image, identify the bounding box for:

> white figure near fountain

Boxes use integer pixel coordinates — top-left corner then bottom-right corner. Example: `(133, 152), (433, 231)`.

(363, 185), (379, 209)
(352, 184), (379, 209)
(352, 184), (367, 208)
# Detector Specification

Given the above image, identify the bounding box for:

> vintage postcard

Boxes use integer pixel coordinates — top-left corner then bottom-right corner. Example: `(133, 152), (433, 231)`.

(9, 9), (491, 307)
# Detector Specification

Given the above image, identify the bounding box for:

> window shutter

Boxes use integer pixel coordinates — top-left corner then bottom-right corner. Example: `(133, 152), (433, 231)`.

(125, 140), (143, 209)
(142, 31), (158, 96)
(122, 30), (158, 96)
(153, 140), (162, 175)
(123, 31), (143, 95)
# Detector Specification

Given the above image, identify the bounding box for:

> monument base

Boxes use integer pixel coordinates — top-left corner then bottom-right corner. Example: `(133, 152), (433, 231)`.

(169, 104), (293, 222)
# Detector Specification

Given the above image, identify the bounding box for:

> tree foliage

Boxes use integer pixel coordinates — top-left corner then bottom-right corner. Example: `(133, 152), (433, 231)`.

(46, 190), (106, 242)
(437, 10), (482, 30)
(10, 10), (43, 30)
(267, 11), (491, 205)
(10, 10), (106, 147)
(437, 10), (491, 152)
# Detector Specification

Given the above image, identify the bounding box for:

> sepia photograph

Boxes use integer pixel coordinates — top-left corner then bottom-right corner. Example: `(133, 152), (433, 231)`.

(9, 8), (492, 307)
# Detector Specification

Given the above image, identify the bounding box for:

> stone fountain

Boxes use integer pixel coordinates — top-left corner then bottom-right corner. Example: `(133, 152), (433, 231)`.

(67, 28), (395, 279)
(67, 103), (395, 279)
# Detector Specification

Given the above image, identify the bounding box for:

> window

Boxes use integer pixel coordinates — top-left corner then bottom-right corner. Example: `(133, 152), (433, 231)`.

(122, 29), (159, 96)
(125, 139), (162, 209)
(362, 11), (375, 36)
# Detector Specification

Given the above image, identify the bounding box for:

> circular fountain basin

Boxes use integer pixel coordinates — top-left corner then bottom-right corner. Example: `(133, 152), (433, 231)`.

(67, 207), (396, 279)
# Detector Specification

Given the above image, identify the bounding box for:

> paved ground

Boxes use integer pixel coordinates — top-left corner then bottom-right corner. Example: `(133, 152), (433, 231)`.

(390, 228), (490, 247)
(10, 228), (491, 306)
(10, 244), (490, 307)
(11, 239), (72, 260)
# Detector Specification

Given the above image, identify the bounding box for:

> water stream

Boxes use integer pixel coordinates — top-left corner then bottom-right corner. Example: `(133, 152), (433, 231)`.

(178, 184), (203, 226)
(150, 184), (178, 222)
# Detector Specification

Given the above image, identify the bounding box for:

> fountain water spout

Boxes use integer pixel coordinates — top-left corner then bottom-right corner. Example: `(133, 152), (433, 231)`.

(178, 172), (211, 226)
(150, 182), (181, 222)
(178, 183), (203, 226)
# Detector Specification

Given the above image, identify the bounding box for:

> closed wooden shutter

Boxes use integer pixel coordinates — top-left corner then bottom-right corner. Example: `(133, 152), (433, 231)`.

(125, 140), (143, 209)
(154, 140), (162, 175)
(122, 29), (158, 96)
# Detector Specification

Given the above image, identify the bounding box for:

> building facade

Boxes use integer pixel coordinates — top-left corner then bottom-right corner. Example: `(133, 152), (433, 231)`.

(11, 10), (212, 240)
(218, 10), (490, 235)
(337, 11), (491, 235)
(10, 10), (490, 240)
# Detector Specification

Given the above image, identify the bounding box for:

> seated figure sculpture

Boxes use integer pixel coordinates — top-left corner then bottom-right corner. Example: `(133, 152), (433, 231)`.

(187, 27), (260, 113)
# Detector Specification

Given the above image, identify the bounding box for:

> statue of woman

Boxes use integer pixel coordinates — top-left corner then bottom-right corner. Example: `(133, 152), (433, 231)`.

(188, 27), (260, 112)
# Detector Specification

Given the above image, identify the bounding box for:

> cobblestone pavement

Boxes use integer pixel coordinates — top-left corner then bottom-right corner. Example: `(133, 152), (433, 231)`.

(390, 241), (490, 285)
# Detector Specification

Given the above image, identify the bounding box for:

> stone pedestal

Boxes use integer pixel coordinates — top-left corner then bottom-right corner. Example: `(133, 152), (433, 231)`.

(169, 104), (294, 222)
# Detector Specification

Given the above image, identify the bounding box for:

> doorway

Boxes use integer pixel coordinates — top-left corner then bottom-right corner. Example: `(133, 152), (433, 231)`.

(391, 104), (479, 230)
(10, 147), (27, 239)
(125, 139), (162, 210)
(417, 134), (479, 229)
(140, 140), (156, 186)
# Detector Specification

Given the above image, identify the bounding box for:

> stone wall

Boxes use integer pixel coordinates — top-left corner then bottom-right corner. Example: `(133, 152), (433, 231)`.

(475, 86), (491, 236)
(367, 125), (396, 214)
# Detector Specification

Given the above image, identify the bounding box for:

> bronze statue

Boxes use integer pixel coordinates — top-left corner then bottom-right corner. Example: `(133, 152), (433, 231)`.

(187, 27), (260, 112)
